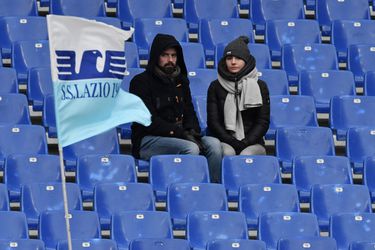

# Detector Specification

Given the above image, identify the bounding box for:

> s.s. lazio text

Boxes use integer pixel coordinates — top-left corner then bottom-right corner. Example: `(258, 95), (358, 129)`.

(58, 80), (122, 100)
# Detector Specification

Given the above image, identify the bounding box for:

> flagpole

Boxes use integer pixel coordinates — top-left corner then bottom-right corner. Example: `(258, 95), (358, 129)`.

(58, 145), (73, 250)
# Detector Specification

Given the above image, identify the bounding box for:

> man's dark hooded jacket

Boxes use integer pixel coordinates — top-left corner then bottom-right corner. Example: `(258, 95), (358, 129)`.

(129, 34), (200, 158)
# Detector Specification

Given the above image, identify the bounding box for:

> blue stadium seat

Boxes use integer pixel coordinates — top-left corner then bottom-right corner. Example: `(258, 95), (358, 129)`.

(192, 95), (208, 134)
(350, 242), (375, 250)
(0, 239), (45, 250)
(39, 210), (101, 250)
(346, 127), (375, 173)
(27, 67), (53, 112)
(215, 43), (272, 69)
(57, 239), (118, 250)
(330, 96), (375, 141)
(183, 0), (239, 33)
(0, 93), (31, 125)
(0, 184), (9, 212)
(348, 45), (375, 87)
(63, 128), (120, 171)
(311, 184), (372, 231)
(42, 94), (57, 138)
(250, 0), (305, 35)
(277, 237), (337, 250)
(0, 16), (47, 59)
(281, 44), (338, 86)
(199, 18), (254, 61)
(298, 70), (356, 113)
(292, 155), (352, 203)
(149, 154), (210, 202)
(167, 183), (228, 230)
(331, 20), (375, 63)
(239, 184), (299, 230)
(364, 156), (375, 202)
(21, 182), (82, 229)
(265, 19), (321, 61)
(364, 71), (375, 96)
(111, 211), (173, 250)
(125, 42), (140, 68)
(77, 154), (137, 201)
(94, 17), (122, 29)
(134, 18), (188, 60)
(12, 40), (50, 83)
(94, 183), (155, 229)
(0, 125), (48, 170)
(268, 95), (319, 140)
(207, 239), (267, 250)
(180, 42), (206, 70)
(276, 127), (335, 173)
(316, 0), (370, 36)
(4, 154), (61, 202)
(259, 212), (320, 250)
(222, 155), (282, 201)
(187, 211), (248, 250)
(130, 239), (190, 250)
(0, 211), (28, 239)
(0, 68), (18, 93)
(258, 69), (290, 96)
(43, 0), (106, 17)
(188, 69), (216, 97)
(0, 0), (38, 17)
(110, 0), (172, 28)
(330, 213), (375, 250)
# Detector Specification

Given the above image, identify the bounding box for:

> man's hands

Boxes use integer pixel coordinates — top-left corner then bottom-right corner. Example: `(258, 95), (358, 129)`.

(183, 129), (204, 152)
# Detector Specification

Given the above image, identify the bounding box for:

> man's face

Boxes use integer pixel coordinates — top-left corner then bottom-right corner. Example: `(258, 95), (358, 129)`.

(158, 47), (177, 73)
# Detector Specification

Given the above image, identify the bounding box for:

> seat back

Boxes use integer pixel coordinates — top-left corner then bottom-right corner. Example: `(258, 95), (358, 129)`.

(49, 0), (106, 17)
(192, 95), (208, 134)
(364, 71), (375, 96)
(0, 0), (38, 17)
(363, 156), (375, 201)
(350, 241), (375, 250)
(0, 93), (31, 125)
(258, 69), (289, 96)
(188, 69), (216, 97)
(57, 239), (118, 250)
(27, 67), (53, 111)
(348, 44), (375, 86)
(0, 184), (9, 211)
(129, 238), (190, 250)
(277, 237), (337, 250)
(180, 42), (206, 70)
(207, 239), (267, 250)
(0, 68), (18, 93)
(0, 211), (28, 239)
(125, 42), (140, 68)
(0, 239), (45, 250)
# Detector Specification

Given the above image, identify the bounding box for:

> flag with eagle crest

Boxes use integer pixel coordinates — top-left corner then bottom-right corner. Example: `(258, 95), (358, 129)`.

(47, 15), (151, 147)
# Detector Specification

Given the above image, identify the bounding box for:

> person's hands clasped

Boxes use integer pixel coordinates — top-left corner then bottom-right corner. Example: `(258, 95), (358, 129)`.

(183, 129), (204, 152)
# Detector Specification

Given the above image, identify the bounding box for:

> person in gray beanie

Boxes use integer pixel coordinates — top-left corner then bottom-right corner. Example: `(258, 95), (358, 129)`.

(207, 36), (270, 156)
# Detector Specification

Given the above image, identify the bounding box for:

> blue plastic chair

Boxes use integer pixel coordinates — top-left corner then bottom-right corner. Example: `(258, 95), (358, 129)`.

(265, 19), (321, 61)
(0, 239), (45, 250)
(350, 242), (375, 250)
(12, 40), (50, 83)
(277, 237), (337, 250)
(0, 0), (38, 17)
(0, 184), (9, 212)
(39, 210), (101, 250)
(348, 44), (375, 87)
(250, 0), (305, 35)
(0, 125), (48, 170)
(282, 44), (338, 86)
(346, 127), (375, 173)
(180, 42), (206, 70)
(316, 0), (370, 36)
(0, 16), (47, 59)
(21, 182), (82, 229)
(207, 239), (267, 250)
(292, 155), (352, 203)
(364, 156), (375, 202)
(130, 239), (190, 250)
(239, 184), (299, 230)
(125, 42), (140, 68)
(0, 93), (31, 125)
(0, 68), (18, 93)
(364, 71), (375, 96)
(134, 18), (188, 60)
(258, 69), (290, 95)
(27, 67), (53, 112)
(329, 96), (375, 141)
(77, 154), (137, 201)
(298, 70), (356, 113)
(222, 155), (282, 201)
(199, 18), (254, 61)
(187, 211), (248, 250)
(57, 239), (118, 250)
(330, 213), (375, 250)
(188, 69), (216, 97)
(268, 95), (319, 140)
(167, 183), (228, 230)
(311, 184), (372, 231)
(149, 154), (210, 202)
(111, 211), (173, 250)
(276, 127), (335, 173)
(192, 95), (208, 134)
(258, 212), (320, 250)
(183, 0), (239, 33)
(4, 154), (61, 202)
(94, 183), (155, 229)
(331, 20), (375, 63)
(43, 0), (106, 17)
(0, 211), (28, 240)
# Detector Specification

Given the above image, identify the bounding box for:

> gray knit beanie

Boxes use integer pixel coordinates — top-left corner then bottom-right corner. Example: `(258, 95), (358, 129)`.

(223, 36), (252, 63)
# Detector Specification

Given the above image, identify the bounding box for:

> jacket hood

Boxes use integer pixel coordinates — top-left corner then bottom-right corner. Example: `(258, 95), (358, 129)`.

(146, 33), (187, 76)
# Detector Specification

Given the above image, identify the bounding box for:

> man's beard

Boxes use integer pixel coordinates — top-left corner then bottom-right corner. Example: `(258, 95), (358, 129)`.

(160, 63), (176, 74)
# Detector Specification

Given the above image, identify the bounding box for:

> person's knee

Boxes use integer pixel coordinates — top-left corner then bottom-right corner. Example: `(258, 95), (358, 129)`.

(180, 140), (200, 155)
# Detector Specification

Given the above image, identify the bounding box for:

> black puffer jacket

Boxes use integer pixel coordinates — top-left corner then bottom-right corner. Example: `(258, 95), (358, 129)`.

(129, 34), (200, 158)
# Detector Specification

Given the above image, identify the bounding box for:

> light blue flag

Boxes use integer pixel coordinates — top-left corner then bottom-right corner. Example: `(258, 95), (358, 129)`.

(47, 15), (151, 147)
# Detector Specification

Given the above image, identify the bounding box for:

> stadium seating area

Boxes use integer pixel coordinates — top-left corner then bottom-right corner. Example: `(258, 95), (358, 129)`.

(0, 0), (375, 249)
